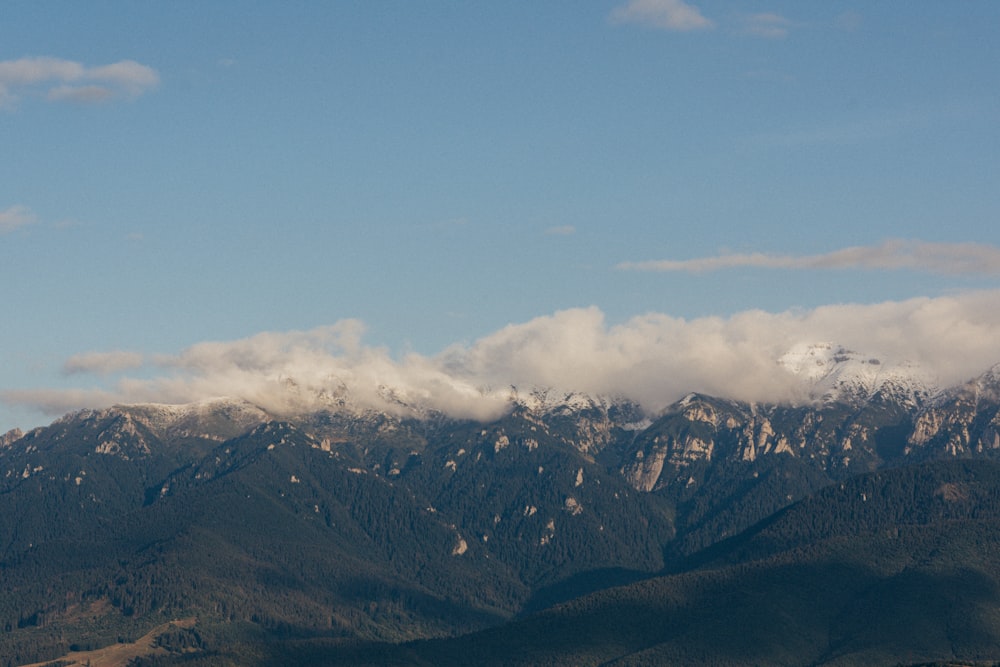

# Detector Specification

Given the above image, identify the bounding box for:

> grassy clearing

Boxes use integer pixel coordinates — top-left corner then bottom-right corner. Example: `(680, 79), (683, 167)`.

(16, 617), (198, 667)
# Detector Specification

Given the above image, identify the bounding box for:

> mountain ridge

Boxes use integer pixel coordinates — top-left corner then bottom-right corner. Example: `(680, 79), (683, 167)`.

(3, 358), (1000, 665)
(7, 358), (1000, 487)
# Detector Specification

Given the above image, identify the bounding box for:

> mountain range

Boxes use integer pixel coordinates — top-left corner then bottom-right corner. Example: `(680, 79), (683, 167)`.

(3, 348), (1000, 665)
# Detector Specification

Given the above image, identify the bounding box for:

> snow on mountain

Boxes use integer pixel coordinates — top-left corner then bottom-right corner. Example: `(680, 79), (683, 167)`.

(778, 342), (937, 406)
(130, 398), (274, 441)
(972, 363), (1000, 399)
(506, 386), (628, 415)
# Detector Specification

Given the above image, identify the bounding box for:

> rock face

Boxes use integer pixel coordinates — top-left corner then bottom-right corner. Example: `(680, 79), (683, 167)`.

(907, 364), (1000, 457)
(1, 428), (23, 448)
(616, 365), (1000, 494)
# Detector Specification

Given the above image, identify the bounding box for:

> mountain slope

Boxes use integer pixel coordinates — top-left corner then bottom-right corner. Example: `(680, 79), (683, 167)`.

(4, 361), (1000, 664)
(0, 403), (673, 664)
(322, 460), (1000, 667)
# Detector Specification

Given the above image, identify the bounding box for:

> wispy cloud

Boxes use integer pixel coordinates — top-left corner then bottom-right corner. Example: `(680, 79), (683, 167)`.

(751, 118), (895, 147)
(5, 291), (1000, 420)
(744, 68), (795, 84)
(834, 11), (863, 32)
(2, 388), (123, 418)
(0, 56), (159, 108)
(617, 240), (1000, 275)
(63, 351), (145, 376)
(0, 205), (37, 233)
(610, 0), (714, 32)
(545, 225), (576, 236)
(745, 104), (973, 149)
(740, 13), (794, 39)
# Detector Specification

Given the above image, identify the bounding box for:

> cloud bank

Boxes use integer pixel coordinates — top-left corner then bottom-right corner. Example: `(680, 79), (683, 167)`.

(618, 240), (1000, 275)
(0, 57), (158, 108)
(4, 291), (1000, 422)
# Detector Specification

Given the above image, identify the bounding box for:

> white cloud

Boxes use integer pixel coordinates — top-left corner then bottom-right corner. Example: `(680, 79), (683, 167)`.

(610, 0), (714, 32)
(4, 292), (1000, 421)
(617, 240), (1000, 275)
(0, 56), (159, 108)
(0, 205), (37, 233)
(741, 13), (794, 39)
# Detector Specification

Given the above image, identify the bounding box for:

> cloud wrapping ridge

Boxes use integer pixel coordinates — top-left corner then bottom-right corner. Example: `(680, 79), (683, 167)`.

(618, 240), (1000, 275)
(0, 56), (158, 108)
(4, 292), (1000, 422)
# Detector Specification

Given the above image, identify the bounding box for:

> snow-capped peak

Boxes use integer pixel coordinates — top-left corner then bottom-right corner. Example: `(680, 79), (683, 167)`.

(779, 342), (936, 406)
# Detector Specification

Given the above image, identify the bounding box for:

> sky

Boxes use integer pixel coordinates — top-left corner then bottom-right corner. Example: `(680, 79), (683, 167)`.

(3, 1), (1000, 430)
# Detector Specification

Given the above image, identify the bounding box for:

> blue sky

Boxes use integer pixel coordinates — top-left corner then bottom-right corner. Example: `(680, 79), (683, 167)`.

(3, 1), (1000, 430)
